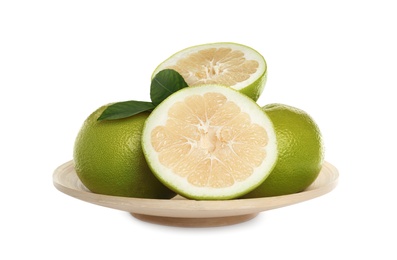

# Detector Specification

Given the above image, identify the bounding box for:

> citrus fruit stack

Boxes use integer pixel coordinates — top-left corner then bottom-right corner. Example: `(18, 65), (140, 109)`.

(73, 42), (324, 200)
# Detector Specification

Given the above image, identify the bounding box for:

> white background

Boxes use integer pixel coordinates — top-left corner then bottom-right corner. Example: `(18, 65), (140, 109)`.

(1, 0), (396, 259)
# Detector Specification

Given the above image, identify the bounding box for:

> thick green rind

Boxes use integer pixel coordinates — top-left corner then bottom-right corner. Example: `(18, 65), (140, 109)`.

(239, 69), (267, 101)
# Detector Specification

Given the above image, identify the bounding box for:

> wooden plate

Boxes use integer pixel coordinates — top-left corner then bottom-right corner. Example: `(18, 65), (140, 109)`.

(53, 161), (338, 227)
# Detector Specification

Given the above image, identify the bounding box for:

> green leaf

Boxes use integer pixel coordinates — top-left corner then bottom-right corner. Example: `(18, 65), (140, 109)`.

(97, 100), (155, 121)
(97, 70), (186, 121)
(150, 69), (188, 106)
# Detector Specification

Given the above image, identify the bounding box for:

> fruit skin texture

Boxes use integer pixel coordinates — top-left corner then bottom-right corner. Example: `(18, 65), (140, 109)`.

(243, 103), (324, 198)
(73, 105), (176, 199)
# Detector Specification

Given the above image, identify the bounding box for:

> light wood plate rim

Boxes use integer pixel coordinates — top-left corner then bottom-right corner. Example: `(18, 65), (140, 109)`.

(53, 161), (338, 227)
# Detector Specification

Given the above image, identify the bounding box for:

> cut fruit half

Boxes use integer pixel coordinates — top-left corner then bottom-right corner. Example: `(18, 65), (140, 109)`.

(141, 85), (278, 200)
(152, 42), (267, 101)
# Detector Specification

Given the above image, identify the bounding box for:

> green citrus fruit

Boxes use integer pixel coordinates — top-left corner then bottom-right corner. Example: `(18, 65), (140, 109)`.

(141, 85), (278, 200)
(152, 42), (267, 101)
(243, 103), (324, 198)
(73, 105), (176, 199)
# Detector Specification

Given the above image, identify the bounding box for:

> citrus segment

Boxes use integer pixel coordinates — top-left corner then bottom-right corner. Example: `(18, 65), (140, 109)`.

(152, 42), (267, 101)
(142, 85), (278, 200)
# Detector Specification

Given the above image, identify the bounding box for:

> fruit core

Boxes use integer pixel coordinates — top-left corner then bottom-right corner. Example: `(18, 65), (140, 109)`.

(167, 48), (259, 86)
(150, 92), (269, 188)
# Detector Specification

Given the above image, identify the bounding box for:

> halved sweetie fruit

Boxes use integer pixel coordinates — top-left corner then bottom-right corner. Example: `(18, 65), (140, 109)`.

(152, 42), (267, 101)
(141, 85), (278, 200)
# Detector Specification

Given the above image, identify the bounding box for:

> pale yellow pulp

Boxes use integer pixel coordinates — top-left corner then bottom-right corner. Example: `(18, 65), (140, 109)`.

(168, 48), (259, 86)
(151, 92), (268, 188)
